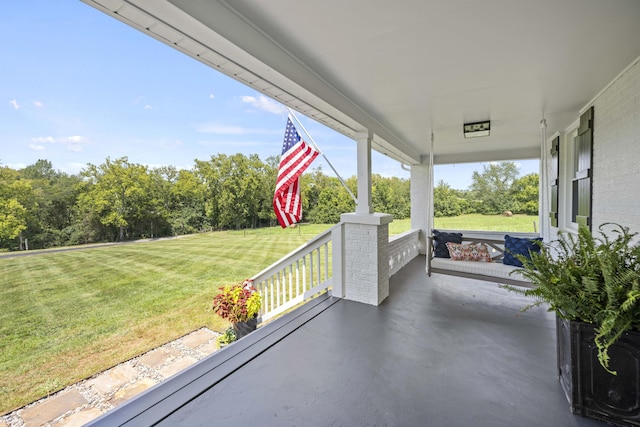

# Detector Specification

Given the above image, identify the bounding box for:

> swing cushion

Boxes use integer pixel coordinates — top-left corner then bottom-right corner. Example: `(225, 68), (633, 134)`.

(503, 235), (543, 267)
(432, 230), (463, 258)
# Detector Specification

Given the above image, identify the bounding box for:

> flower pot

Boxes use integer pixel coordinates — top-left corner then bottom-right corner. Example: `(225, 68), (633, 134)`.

(232, 316), (257, 340)
(557, 316), (640, 426)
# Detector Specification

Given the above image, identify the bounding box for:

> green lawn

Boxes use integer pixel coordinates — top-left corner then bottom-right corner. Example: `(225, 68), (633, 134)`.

(0, 215), (535, 413)
(434, 214), (538, 233)
(0, 230), (324, 413)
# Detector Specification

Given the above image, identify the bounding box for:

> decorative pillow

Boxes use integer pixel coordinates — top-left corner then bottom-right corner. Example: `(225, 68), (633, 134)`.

(433, 230), (463, 258)
(445, 242), (493, 262)
(503, 235), (543, 267)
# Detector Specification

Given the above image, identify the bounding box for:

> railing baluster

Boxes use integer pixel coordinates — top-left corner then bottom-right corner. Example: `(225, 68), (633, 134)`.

(324, 242), (329, 284)
(302, 255), (307, 292)
(269, 277), (275, 313)
(296, 259), (300, 297)
(316, 248), (322, 284)
(288, 264), (293, 303)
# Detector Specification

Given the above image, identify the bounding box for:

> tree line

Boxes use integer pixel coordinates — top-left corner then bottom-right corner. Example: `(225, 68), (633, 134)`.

(434, 162), (539, 217)
(0, 157), (537, 251)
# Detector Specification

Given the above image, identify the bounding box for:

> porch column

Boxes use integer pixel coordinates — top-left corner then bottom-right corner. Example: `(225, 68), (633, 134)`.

(339, 130), (392, 306)
(355, 131), (373, 214)
(340, 212), (392, 305)
(410, 159), (432, 255)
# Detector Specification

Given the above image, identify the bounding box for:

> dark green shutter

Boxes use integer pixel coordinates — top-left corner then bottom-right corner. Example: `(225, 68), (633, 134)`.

(550, 136), (560, 227)
(572, 107), (593, 230)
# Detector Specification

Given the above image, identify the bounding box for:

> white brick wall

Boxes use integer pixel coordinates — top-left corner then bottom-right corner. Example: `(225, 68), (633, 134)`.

(388, 230), (420, 277)
(592, 57), (640, 233)
(343, 221), (390, 305)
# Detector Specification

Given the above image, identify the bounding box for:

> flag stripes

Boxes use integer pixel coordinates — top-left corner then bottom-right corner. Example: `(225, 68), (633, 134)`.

(273, 117), (319, 228)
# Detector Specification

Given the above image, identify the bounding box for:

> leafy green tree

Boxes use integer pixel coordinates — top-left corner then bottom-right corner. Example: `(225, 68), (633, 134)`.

(372, 174), (410, 219)
(307, 177), (356, 224)
(167, 168), (207, 234)
(434, 180), (470, 217)
(18, 160), (83, 248)
(511, 173), (539, 215)
(77, 157), (152, 241)
(469, 161), (520, 214)
(0, 166), (33, 248)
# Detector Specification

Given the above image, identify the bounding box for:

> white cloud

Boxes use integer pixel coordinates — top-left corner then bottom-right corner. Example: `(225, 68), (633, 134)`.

(144, 104), (153, 110)
(10, 99), (20, 110)
(32, 136), (55, 143)
(241, 95), (286, 114)
(209, 93), (215, 99)
(29, 144), (45, 151)
(31, 135), (89, 152)
(33, 101), (43, 107)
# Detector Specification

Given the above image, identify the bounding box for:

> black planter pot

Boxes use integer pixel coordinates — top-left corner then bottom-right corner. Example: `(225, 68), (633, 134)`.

(233, 316), (257, 340)
(557, 316), (640, 426)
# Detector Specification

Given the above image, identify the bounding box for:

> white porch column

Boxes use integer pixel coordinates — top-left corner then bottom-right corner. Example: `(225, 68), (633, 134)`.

(340, 212), (393, 305)
(338, 130), (392, 306)
(355, 131), (373, 215)
(410, 159), (432, 255)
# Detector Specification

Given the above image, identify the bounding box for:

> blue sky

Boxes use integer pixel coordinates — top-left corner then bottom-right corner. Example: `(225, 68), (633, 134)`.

(2, 1), (538, 190)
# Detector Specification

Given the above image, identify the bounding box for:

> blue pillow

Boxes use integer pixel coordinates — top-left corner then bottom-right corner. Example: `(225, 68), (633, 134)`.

(503, 235), (542, 267)
(433, 230), (463, 258)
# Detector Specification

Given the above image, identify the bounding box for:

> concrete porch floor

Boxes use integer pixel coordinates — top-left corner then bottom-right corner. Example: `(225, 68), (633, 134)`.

(90, 255), (609, 426)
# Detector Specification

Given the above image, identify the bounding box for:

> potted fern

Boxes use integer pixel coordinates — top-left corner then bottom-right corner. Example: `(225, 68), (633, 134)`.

(504, 223), (640, 426)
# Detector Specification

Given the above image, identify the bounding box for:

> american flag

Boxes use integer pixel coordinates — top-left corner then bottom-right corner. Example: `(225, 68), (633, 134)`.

(273, 117), (319, 228)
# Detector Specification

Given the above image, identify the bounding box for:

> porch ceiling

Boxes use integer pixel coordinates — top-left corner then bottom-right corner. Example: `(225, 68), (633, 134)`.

(82, 0), (640, 165)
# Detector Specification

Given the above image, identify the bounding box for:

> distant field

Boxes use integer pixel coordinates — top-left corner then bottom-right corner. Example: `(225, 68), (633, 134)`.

(0, 215), (535, 413)
(433, 214), (539, 233)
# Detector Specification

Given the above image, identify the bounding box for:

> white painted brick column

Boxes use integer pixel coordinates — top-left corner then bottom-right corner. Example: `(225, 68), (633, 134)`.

(340, 212), (393, 306)
(410, 161), (432, 255)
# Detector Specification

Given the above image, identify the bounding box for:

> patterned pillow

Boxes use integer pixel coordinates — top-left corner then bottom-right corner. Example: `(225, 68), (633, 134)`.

(503, 235), (543, 267)
(445, 242), (493, 262)
(433, 230), (463, 258)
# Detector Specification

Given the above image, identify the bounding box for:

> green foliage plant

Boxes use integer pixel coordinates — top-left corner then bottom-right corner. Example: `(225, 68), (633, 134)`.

(217, 327), (237, 348)
(212, 279), (262, 323)
(503, 223), (640, 374)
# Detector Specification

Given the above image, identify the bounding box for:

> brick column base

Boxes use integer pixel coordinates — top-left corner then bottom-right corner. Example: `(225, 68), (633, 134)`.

(340, 213), (393, 306)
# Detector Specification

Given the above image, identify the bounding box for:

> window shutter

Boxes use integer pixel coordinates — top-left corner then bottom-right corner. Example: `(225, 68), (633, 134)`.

(550, 136), (560, 227)
(572, 107), (593, 230)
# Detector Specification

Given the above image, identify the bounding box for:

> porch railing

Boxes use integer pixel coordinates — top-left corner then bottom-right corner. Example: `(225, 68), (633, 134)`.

(388, 229), (420, 276)
(253, 223), (421, 323)
(252, 224), (338, 323)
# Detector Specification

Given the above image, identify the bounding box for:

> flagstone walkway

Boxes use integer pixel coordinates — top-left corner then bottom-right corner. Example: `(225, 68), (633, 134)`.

(0, 328), (220, 427)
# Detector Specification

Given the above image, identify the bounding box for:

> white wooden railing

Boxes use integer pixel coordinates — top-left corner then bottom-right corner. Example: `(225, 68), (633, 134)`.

(253, 224), (421, 323)
(252, 224), (339, 323)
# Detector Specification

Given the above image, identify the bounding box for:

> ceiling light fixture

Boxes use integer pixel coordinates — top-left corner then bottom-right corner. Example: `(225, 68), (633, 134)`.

(463, 121), (490, 138)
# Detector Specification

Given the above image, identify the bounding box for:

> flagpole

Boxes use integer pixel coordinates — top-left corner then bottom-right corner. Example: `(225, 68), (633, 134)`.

(287, 107), (357, 204)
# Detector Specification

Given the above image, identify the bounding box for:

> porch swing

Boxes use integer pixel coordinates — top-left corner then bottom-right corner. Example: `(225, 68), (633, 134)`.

(424, 125), (544, 289)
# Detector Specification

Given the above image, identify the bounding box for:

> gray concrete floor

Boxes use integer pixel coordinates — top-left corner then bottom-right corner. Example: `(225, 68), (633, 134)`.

(152, 256), (607, 427)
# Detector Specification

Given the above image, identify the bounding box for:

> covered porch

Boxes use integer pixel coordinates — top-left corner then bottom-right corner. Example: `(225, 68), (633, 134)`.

(79, 0), (640, 425)
(89, 256), (606, 426)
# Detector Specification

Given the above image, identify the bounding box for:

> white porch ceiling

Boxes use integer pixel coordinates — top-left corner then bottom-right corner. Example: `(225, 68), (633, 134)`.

(82, 0), (640, 165)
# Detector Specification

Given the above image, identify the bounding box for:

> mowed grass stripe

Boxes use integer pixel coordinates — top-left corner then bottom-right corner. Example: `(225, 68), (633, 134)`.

(0, 230), (325, 413)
